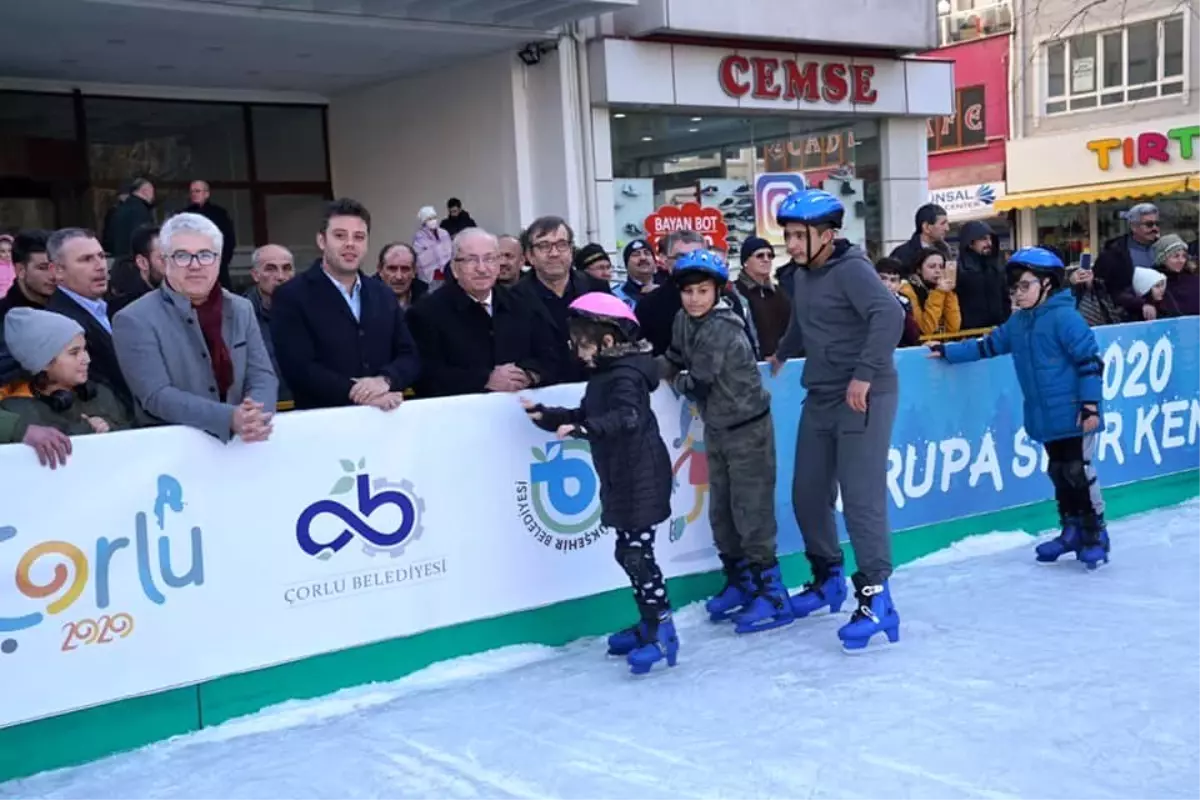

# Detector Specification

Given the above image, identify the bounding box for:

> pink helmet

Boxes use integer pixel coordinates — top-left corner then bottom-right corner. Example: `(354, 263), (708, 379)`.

(568, 292), (639, 325)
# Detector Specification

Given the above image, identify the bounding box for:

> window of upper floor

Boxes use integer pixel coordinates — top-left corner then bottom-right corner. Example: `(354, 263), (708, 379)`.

(936, 0), (1013, 47)
(1043, 13), (1186, 116)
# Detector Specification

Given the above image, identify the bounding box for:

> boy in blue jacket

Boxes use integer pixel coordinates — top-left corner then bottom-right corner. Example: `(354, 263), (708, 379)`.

(929, 247), (1109, 569)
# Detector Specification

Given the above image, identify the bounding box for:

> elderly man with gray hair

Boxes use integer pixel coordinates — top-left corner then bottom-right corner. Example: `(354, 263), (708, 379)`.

(1095, 202), (1161, 305)
(112, 212), (277, 443)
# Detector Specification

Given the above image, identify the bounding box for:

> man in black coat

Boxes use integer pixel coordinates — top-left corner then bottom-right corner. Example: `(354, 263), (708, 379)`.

(440, 197), (477, 238)
(44, 228), (133, 414)
(511, 216), (610, 383)
(954, 220), (1009, 330)
(186, 180), (238, 290)
(888, 203), (951, 273)
(270, 198), (420, 411)
(101, 178), (156, 259)
(407, 228), (559, 398)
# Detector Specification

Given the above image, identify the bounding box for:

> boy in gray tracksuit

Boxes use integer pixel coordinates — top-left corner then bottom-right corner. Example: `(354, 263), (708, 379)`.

(770, 187), (903, 652)
(660, 249), (794, 634)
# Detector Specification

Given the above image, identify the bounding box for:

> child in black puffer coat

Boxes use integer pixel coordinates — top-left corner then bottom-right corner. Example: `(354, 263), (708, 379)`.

(520, 292), (676, 675)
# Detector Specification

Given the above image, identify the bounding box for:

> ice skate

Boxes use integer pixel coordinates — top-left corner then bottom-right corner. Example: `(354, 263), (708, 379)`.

(705, 556), (752, 622)
(1035, 516), (1082, 563)
(627, 612), (679, 675)
(837, 575), (900, 652)
(790, 559), (848, 618)
(732, 562), (795, 634)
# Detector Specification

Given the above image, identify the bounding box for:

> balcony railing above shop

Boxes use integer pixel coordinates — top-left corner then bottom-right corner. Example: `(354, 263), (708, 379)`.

(936, 0), (1013, 47)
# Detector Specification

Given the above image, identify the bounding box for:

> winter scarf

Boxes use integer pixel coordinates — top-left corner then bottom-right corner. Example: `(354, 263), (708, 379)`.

(196, 283), (233, 401)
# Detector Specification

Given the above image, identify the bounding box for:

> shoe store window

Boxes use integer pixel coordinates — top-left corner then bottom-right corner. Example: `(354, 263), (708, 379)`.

(609, 112), (882, 274)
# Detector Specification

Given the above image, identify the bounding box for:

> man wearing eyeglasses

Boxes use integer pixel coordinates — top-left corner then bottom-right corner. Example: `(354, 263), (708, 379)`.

(42, 227), (134, 415)
(112, 213), (277, 443)
(511, 215), (610, 384)
(1095, 202), (1161, 304)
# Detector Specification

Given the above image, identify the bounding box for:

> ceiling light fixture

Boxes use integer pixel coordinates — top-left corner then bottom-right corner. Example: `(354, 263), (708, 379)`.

(691, 116), (703, 122)
(688, 128), (699, 133)
(614, 113), (626, 119)
(641, 136), (653, 142)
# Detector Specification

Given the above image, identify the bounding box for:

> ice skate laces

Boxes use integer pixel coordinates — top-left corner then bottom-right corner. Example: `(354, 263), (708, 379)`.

(852, 584), (883, 622)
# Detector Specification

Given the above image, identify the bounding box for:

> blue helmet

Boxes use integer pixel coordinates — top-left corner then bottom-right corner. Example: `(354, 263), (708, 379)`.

(1007, 246), (1064, 273)
(672, 249), (729, 282)
(775, 189), (845, 228)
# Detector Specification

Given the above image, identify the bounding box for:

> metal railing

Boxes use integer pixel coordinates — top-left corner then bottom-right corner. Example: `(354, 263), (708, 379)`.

(937, 0), (1013, 46)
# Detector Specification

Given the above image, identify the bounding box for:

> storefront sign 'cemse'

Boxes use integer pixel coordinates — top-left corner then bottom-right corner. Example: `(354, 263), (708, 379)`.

(719, 55), (878, 105)
(1086, 125), (1199, 172)
(643, 203), (728, 254)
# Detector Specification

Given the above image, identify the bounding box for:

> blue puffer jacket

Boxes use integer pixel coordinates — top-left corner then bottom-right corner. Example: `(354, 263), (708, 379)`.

(943, 289), (1103, 443)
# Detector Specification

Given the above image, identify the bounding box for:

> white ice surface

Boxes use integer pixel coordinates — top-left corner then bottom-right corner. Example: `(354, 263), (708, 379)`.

(4, 501), (1199, 800)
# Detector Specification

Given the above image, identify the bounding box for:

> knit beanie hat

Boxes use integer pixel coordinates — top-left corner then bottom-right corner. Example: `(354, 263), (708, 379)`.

(739, 236), (775, 264)
(417, 206), (438, 223)
(622, 238), (650, 266)
(1152, 233), (1188, 266)
(3, 308), (84, 374)
(574, 243), (609, 271)
(1132, 266), (1166, 298)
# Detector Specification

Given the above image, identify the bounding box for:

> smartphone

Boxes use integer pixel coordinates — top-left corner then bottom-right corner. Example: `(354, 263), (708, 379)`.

(943, 259), (958, 288)
(1078, 252), (1093, 272)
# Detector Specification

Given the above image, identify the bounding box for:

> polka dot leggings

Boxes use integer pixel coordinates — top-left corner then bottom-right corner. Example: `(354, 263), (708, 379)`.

(614, 527), (670, 621)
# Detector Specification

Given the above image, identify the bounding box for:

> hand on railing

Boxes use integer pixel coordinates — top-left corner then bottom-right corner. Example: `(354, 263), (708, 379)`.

(919, 327), (994, 344)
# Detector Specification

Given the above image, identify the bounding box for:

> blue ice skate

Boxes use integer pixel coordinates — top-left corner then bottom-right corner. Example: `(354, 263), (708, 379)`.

(705, 556), (752, 622)
(607, 621), (649, 656)
(1077, 522), (1110, 571)
(627, 612), (679, 675)
(837, 576), (900, 652)
(1035, 517), (1082, 563)
(789, 562), (848, 618)
(732, 563), (795, 634)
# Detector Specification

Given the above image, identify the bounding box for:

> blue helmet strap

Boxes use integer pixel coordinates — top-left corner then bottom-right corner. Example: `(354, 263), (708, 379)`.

(804, 225), (830, 265)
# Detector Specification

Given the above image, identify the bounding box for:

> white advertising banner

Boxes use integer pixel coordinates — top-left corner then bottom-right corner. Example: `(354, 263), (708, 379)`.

(0, 384), (718, 729)
(928, 182), (1007, 222)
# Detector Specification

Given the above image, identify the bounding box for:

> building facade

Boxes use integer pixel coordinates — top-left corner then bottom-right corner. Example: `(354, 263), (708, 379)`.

(997, 0), (1198, 260)
(0, 0), (952, 282)
(924, 26), (1013, 251)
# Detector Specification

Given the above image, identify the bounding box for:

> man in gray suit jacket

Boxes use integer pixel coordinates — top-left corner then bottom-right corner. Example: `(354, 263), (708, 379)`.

(113, 212), (277, 443)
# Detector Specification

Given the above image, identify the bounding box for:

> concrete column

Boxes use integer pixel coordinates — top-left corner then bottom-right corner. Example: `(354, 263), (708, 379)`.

(878, 117), (930, 255)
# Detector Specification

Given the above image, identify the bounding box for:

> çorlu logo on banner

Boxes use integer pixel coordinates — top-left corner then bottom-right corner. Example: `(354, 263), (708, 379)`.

(286, 460), (444, 607)
(0, 475), (204, 658)
(754, 173), (809, 245)
(642, 202), (728, 255)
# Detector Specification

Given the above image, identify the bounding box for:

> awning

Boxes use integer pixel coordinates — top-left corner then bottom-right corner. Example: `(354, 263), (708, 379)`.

(994, 174), (1200, 212)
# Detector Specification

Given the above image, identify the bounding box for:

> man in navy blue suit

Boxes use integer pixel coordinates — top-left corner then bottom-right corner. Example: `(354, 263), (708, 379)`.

(271, 198), (420, 411)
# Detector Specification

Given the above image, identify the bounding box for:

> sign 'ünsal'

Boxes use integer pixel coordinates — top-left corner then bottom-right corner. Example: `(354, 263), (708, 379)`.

(718, 55), (879, 105)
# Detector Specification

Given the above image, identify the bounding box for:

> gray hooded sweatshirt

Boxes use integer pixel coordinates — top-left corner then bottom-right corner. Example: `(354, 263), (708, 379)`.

(661, 300), (771, 430)
(776, 241), (903, 401)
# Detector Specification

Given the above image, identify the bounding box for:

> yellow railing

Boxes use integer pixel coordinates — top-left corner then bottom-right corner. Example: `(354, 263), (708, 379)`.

(919, 327), (994, 344)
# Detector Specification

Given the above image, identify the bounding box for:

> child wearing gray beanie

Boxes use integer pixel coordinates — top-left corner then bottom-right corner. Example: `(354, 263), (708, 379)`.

(3, 308), (85, 374)
(0, 308), (130, 436)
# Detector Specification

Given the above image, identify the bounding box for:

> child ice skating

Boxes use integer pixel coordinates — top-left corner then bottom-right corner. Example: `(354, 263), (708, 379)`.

(660, 249), (793, 633)
(929, 247), (1109, 569)
(520, 292), (677, 673)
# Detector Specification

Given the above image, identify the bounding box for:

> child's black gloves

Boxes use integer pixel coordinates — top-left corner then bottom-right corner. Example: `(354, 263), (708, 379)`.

(524, 402), (574, 433)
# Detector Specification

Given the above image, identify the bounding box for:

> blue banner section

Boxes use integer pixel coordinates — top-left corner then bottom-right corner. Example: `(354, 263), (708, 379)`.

(767, 319), (1200, 553)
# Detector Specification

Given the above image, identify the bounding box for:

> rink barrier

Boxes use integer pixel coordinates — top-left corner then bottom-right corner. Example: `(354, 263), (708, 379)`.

(0, 318), (1196, 782)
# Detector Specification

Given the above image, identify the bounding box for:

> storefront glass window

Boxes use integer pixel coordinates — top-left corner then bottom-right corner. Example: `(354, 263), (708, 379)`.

(609, 112), (881, 273)
(1034, 204), (1089, 264)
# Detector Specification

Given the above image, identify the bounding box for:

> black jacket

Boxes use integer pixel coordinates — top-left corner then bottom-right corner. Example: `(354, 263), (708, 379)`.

(186, 202), (237, 290)
(888, 232), (951, 275)
(955, 221), (1009, 330)
(531, 342), (672, 532)
(406, 278), (559, 398)
(107, 256), (154, 318)
(511, 270), (611, 384)
(1094, 234), (1138, 299)
(45, 289), (134, 415)
(101, 196), (155, 259)
(0, 281), (40, 320)
(440, 211), (477, 238)
(270, 261), (421, 410)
